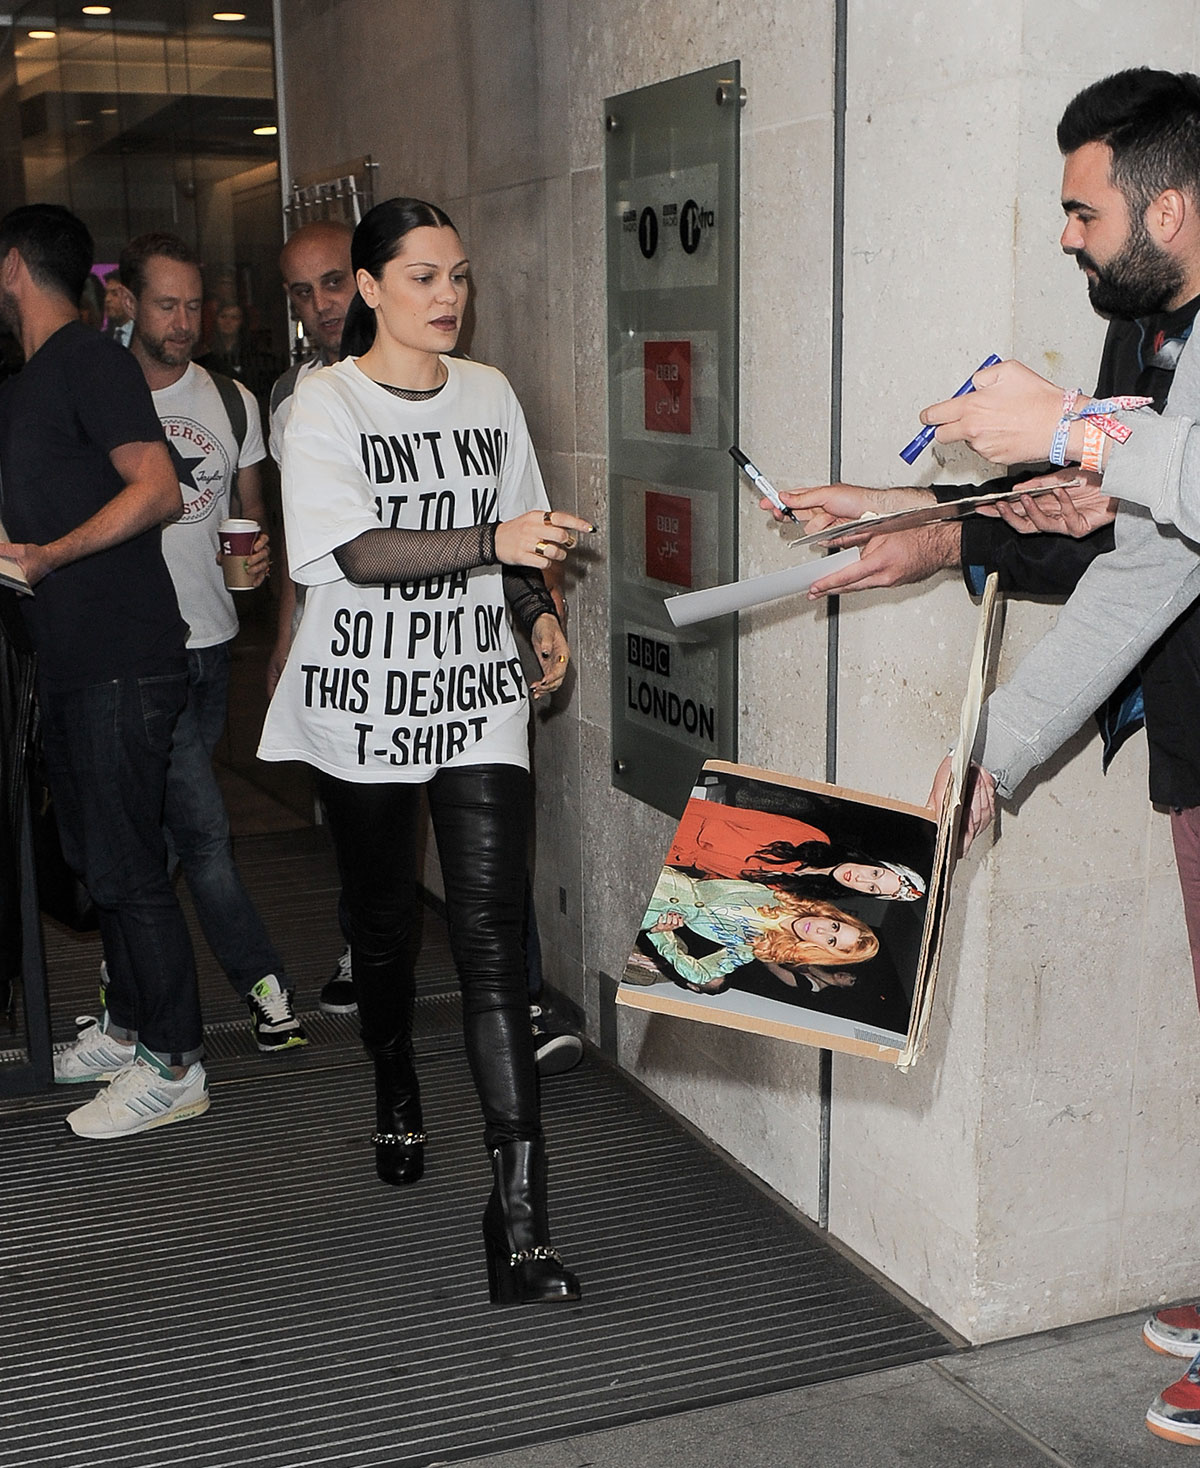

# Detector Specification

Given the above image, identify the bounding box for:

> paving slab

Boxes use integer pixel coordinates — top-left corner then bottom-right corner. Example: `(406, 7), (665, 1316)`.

(941, 1310), (1184, 1467)
(455, 1359), (1059, 1468)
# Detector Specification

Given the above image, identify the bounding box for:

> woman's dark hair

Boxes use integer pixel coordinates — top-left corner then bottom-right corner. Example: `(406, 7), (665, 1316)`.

(340, 196), (458, 358)
(744, 871), (854, 902)
(1058, 69), (1200, 214)
(740, 838), (876, 902)
(746, 838), (845, 869)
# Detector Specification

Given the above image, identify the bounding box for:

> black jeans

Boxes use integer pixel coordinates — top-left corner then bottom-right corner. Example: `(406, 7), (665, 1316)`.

(38, 670), (203, 1065)
(315, 763), (539, 1150)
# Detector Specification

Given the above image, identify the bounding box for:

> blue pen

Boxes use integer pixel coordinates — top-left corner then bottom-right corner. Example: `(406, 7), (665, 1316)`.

(899, 354), (1002, 465)
(729, 446), (798, 522)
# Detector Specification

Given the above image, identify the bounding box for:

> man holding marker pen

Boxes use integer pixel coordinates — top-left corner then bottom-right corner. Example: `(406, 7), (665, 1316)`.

(773, 68), (1200, 1446)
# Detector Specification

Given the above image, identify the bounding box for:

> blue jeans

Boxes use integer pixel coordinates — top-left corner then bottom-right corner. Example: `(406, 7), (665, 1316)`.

(164, 642), (286, 999)
(38, 669), (203, 1065)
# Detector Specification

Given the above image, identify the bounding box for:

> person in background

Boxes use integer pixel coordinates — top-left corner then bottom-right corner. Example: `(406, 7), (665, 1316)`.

(102, 269), (132, 346)
(119, 230), (306, 1055)
(0, 204), (208, 1139)
(77, 271), (104, 330)
(197, 300), (247, 382)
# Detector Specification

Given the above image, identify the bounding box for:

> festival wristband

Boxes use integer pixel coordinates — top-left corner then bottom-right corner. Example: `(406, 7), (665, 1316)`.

(1080, 418), (1106, 473)
(1050, 387), (1080, 466)
(1075, 395), (1153, 445)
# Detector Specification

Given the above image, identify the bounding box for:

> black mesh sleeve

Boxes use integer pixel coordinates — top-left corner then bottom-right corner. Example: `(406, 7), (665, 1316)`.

(502, 565), (559, 635)
(333, 523), (498, 584)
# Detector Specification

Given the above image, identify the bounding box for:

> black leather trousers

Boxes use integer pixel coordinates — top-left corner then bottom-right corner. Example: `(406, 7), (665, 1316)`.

(315, 763), (540, 1150)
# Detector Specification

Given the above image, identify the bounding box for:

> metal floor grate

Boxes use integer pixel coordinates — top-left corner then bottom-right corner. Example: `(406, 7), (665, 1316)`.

(0, 1052), (954, 1468)
(200, 992), (465, 1071)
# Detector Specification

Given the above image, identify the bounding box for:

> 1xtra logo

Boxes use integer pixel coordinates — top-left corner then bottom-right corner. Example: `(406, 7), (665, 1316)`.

(678, 198), (714, 255)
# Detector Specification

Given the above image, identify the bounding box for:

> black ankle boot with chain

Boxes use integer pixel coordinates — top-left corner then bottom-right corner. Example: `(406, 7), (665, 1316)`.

(370, 1046), (426, 1186)
(481, 1138), (581, 1305)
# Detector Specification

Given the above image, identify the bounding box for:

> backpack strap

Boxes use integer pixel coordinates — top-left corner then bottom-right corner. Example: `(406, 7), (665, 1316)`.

(206, 368), (247, 455)
(269, 359), (306, 419)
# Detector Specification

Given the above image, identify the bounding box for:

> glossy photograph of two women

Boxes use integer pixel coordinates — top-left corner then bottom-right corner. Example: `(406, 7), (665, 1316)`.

(620, 763), (938, 1060)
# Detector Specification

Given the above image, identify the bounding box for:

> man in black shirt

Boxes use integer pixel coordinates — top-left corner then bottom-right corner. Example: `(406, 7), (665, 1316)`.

(0, 204), (209, 1139)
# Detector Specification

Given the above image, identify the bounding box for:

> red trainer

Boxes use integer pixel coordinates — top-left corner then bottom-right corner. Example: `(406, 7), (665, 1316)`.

(1148, 1357), (1200, 1445)
(1146, 1305), (1200, 1359)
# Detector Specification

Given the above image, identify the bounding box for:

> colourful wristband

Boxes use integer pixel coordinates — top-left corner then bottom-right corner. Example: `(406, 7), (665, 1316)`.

(1050, 388), (1080, 466)
(1074, 395), (1152, 445)
(1080, 418), (1106, 474)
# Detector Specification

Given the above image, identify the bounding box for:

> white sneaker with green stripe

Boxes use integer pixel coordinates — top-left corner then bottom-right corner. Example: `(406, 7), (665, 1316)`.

(54, 1013), (137, 1085)
(66, 1051), (210, 1139)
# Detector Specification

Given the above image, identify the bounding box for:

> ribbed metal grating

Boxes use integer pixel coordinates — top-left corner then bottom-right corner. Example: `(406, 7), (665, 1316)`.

(0, 1052), (953, 1468)
(199, 993), (465, 1069)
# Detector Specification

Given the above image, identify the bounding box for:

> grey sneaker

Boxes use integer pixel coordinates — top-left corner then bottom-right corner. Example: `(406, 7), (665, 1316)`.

(54, 1014), (137, 1085)
(65, 1053), (210, 1139)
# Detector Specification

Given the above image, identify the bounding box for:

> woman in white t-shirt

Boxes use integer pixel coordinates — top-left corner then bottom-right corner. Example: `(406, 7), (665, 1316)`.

(259, 198), (592, 1307)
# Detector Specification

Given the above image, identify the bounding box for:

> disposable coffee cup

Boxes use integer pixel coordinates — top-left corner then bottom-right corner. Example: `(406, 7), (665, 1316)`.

(218, 518), (260, 591)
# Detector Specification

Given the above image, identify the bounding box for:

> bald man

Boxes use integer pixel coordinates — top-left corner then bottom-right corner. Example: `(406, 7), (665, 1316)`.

(266, 221), (358, 1012)
(266, 220), (355, 695)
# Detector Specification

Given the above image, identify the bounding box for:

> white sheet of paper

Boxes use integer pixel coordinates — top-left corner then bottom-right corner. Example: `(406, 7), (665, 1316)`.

(665, 547), (861, 627)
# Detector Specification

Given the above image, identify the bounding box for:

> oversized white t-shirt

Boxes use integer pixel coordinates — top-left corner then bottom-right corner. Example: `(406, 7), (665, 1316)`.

(155, 362), (267, 648)
(258, 355), (548, 782)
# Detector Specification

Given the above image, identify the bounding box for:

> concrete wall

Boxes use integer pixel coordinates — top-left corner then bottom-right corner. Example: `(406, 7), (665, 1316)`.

(276, 0), (1200, 1342)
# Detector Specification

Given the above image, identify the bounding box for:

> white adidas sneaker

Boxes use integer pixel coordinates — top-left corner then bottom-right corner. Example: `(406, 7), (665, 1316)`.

(65, 1054), (210, 1139)
(54, 1014), (137, 1085)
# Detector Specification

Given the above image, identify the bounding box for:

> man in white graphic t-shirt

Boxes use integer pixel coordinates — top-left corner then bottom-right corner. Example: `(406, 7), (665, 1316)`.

(119, 231), (307, 1054)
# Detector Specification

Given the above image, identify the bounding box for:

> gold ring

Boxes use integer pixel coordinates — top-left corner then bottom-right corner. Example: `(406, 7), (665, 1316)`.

(543, 510), (554, 526)
(556, 654), (567, 664)
(535, 539), (549, 557)
(563, 533), (577, 549)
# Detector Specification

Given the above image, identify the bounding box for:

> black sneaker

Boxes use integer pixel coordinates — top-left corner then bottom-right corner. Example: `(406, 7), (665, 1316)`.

(531, 1004), (582, 1076)
(247, 976), (309, 1053)
(320, 945), (357, 1015)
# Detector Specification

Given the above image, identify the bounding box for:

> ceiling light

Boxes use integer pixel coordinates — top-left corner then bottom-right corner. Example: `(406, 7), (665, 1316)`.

(82, 5), (112, 14)
(99, 107), (118, 115)
(212, 11), (246, 19)
(28, 30), (56, 39)
(253, 125), (277, 136)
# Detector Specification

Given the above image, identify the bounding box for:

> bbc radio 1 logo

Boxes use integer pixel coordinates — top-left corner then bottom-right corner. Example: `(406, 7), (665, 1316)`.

(626, 198), (715, 259)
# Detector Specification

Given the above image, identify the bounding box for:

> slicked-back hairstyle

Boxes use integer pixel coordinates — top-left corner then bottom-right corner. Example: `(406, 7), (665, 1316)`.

(341, 197), (457, 358)
(0, 204), (93, 303)
(119, 231), (199, 300)
(1058, 69), (1200, 214)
